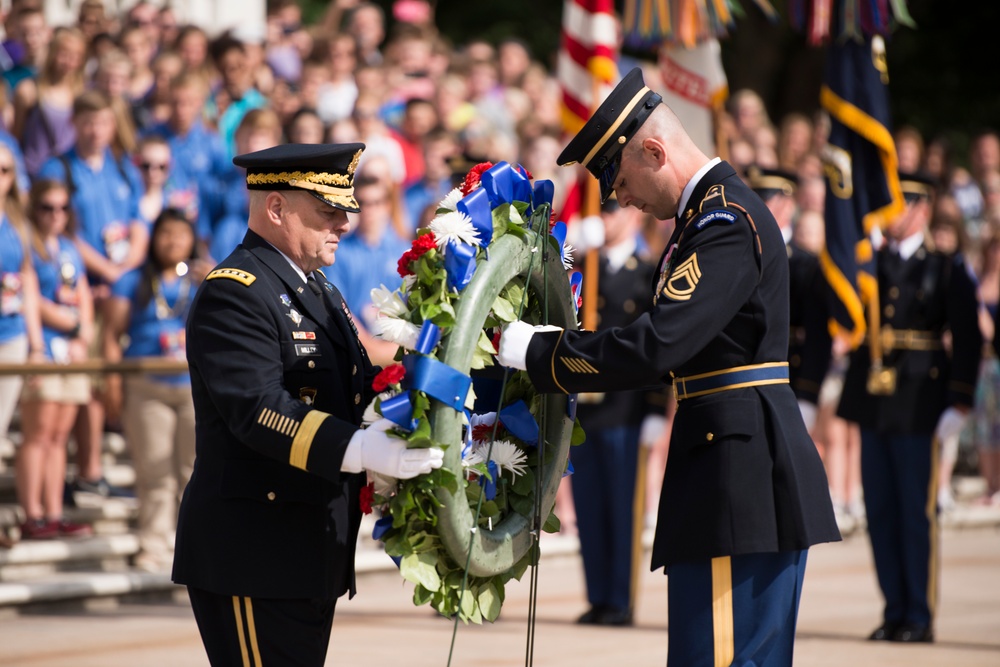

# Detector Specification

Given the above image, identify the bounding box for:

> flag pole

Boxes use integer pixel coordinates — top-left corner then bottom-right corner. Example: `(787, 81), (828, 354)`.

(581, 75), (603, 331)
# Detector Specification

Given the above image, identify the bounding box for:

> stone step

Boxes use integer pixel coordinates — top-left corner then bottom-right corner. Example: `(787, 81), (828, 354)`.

(0, 463), (137, 504)
(0, 533), (140, 582)
(0, 569), (175, 609)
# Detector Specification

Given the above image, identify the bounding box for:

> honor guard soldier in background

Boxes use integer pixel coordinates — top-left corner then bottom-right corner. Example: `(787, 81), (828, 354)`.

(499, 68), (840, 667)
(571, 198), (668, 627)
(747, 166), (832, 432)
(837, 171), (982, 644)
(172, 143), (442, 667)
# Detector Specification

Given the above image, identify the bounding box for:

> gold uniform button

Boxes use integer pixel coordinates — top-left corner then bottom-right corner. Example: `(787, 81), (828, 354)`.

(884, 305), (895, 318)
(888, 286), (900, 299)
(354, 393), (361, 404)
(929, 367), (939, 379)
(352, 364), (357, 375)
(308, 360), (316, 369)
(267, 492), (276, 501)
(706, 432), (714, 442)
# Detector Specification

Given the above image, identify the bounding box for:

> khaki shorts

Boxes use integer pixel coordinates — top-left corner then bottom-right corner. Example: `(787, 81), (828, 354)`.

(22, 373), (91, 405)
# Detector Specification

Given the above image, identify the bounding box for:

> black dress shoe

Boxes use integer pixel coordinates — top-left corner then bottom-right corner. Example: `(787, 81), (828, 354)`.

(892, 624), (934, 643)
(577, 605), (608, 624)
(596, 607), (634, 626)
(868, 623), (899, 641)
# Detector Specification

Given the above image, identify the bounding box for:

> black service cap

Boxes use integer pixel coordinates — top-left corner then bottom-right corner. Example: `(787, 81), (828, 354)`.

(234, 143), (366, 213)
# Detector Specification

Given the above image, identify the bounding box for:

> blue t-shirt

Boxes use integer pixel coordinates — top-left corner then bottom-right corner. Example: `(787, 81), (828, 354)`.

(38, 148), (144, 270)
(31, 235), (85, 361)
(322, 229), (409, 332)
(0, 215), (26, 343)
(111, 267), (191, 386)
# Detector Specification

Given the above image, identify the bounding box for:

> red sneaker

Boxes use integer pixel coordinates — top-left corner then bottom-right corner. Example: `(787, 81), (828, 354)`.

(56, 519), (93, 538)
(20, 519), (59, 540)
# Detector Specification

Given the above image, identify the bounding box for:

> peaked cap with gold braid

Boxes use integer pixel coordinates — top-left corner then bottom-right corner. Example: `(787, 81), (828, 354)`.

(234, 142), (365, 213)
(556, 67), (662, 202)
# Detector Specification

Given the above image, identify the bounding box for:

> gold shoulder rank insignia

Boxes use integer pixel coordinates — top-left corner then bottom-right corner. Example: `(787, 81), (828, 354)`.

(207, 268), (256, 286)
(699, 184), (727, 211)
(663, 253), (701, 301)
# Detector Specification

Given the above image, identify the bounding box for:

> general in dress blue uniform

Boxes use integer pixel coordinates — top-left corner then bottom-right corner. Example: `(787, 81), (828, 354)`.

(837, 172), (982, 643)
(172, 143), (441, 666)
(498, 68), (841, 667)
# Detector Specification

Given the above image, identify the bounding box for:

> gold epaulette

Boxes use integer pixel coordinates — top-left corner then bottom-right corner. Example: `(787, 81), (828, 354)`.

(206, 268), (256, 286)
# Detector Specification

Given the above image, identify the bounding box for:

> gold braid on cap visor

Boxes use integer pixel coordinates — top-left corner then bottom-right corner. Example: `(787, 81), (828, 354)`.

(246, 171), (358, 209)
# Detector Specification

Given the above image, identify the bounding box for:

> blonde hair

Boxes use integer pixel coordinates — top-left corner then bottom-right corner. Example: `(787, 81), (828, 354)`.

(38, 27), (87, 96)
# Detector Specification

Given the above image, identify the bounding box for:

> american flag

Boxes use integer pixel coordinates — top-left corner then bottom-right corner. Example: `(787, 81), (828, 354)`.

(557, 0), (619, 136)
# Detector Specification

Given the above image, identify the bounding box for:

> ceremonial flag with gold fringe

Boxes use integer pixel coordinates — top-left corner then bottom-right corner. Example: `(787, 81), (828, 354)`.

(817, 5), (907, 349)
(623, 0), (777, 49)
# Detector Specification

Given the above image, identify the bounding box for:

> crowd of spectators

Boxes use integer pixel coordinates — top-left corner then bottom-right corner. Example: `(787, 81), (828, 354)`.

(0, 0), (998, 563)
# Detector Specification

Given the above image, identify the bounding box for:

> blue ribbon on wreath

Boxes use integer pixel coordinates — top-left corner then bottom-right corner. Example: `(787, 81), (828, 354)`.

(569, 271), (583, 317)
(498, 400), (539, 446)
(532, 180), (553, 217)
(481, 460), (499, 500)
(550, 220), (568, 263)
(481, 162), (515, 208)
(372, 515), (402, 567)
(402, 354), (472, 412)
(457, 188), (493, 246)
(444, 238), (477, 291)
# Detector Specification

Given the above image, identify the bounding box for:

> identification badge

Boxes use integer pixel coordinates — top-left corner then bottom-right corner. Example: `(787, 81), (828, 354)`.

(295, 343), (321, 357)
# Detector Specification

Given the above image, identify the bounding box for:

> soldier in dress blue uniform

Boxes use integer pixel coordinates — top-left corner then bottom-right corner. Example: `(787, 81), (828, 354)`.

(837, 171), (982, 644)
(498, 68), (840, 666)
(572, 198), (668, 627)
(171, 143), (443, 667)
(746, 166), (832, 431)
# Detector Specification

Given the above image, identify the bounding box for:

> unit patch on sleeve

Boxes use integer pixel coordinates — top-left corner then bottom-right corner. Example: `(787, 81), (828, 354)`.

(663, 253), (702, 301)
(694, 210), (737, 230)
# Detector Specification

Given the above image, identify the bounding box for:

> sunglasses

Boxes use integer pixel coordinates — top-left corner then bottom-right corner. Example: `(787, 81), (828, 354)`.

(39, 203), (70, 213)
(140, 162), (169, 172)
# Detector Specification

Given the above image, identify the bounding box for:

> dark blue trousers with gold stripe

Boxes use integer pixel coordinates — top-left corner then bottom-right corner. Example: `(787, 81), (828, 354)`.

(666, 550), (808, 667)
(187, 586), (337, 666)
(860, 430), (938, 628)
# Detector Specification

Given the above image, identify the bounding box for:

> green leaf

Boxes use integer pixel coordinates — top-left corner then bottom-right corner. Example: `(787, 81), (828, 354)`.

(491, 294), (517, 323)
(477, 329), (497, 355)
(542, 511), (561, 534)
(400, 551), (441, 591)
(510, 466), (535, 495)
(459, 588), (476, 620)
(413, 584), (434, 606)
(478, 582), (503, 622)
(572, 418), (587, 446)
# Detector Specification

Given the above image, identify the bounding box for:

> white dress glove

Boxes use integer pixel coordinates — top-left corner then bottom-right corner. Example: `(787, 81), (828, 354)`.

(497, 321), (562, 370)
(797, 400), (818, 433)
(934, 406), (968, 443)
(342, 419), (443, 479)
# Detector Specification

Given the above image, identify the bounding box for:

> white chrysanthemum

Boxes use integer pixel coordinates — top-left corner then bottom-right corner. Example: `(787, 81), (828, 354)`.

(370, 284), (409, 318)
(485, 440), (528, 478)
(562, 243), (575, 270)
(430, 210), (481, 249)
(437, 187), (463, 212)
(463, 446), (487, 468)
(374, 317), (421, 350)
(362, 391), (394, 425)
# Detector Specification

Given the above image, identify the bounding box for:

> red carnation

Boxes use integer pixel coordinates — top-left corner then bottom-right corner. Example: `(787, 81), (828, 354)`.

(516, 164), (533, 180)
(412, 232), (437, 254)
(373, 363), (406, 392)
(461, 162), (494, 196)
(490, 329), (501, 355)
(472, 422), (503, 442)
(397, 250), (416, 277)
(360, 482), (374, 514)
